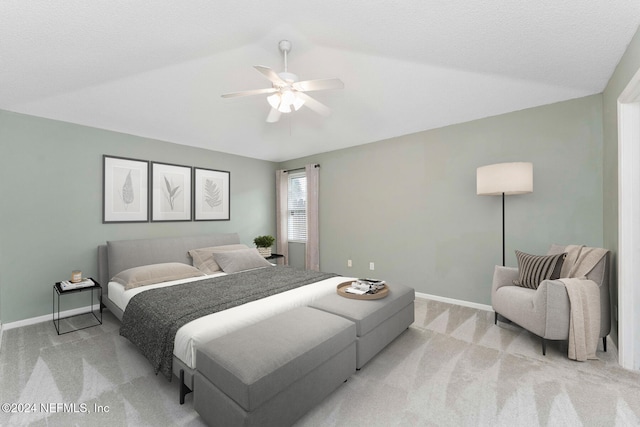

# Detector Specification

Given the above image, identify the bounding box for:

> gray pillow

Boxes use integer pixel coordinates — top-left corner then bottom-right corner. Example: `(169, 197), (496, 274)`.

(513, 251), (566, 289)
(213, 248), (273, 274)
(189, 244), (249, 274)
(112, 262), (205, 290)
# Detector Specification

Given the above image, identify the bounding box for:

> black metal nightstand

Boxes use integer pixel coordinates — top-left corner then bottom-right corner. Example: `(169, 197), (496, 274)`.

(52, 278), (103, 335)
(265, 253), (286, 264)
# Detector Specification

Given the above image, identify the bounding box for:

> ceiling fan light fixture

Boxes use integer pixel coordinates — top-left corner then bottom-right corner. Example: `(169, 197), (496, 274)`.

(221, 40), (342, 123)
(281, 90), (296, 106)
(268, 90), (305, 113)
(293, 96), (304, 111)
(267, 93), (281, 110)
(279, 103), (292, 114)
(293, 93), (305, 111)
(281, 89), (305, 112)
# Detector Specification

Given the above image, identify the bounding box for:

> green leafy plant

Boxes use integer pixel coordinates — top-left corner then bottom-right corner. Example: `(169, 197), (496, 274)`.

(253, 235), (275, 248)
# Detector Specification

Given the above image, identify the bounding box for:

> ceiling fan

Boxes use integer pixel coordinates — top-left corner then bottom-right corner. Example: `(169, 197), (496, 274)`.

(221, 40), (344, 123)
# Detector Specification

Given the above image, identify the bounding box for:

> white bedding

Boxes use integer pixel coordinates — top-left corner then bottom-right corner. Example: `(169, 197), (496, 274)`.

(108, 271), (353, 369)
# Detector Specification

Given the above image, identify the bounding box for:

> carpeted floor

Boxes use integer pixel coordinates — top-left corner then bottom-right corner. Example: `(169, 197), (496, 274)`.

(1, 298), (639, 426)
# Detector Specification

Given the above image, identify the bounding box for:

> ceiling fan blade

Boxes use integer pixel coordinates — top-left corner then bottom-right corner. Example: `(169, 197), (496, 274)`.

(266, 108), (282, 123)
(254, 66), (286, 86)
(293, 78), (344, 92)
(296, 92), (331, 117)
(221, 87), (277, 98)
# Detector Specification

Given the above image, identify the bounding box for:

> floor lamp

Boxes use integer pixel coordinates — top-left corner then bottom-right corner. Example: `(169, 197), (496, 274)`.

(477, 162), (533, 266)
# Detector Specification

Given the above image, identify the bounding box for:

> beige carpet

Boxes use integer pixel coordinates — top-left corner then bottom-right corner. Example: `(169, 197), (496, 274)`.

(1, 298), (639, 426)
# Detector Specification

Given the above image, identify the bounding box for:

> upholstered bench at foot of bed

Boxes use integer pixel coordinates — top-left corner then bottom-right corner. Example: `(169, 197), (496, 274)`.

(309, 282), (415, 369)
(194, 306), (356, 427)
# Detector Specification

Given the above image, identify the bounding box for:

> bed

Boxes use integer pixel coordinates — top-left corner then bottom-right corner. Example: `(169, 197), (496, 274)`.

(97, 233), (352, 401)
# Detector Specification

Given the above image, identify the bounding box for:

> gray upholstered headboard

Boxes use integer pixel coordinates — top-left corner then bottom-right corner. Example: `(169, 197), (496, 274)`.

(97, 233), (241, 294)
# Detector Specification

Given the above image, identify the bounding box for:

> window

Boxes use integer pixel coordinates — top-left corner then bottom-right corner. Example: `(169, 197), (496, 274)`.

(287, 171), (307, 242)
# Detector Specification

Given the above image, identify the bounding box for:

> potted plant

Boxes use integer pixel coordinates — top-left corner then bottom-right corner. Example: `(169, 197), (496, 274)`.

(253, 235), (275, 257)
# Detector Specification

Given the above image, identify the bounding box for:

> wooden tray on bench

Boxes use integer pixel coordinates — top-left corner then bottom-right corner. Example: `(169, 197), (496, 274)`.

(337, 281), (389, 300)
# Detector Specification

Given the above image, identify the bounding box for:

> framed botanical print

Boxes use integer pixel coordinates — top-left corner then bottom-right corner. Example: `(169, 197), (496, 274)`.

(193, 167), (230, 221)
(103, 155), (149, 223)
(151, 162), (192, 221)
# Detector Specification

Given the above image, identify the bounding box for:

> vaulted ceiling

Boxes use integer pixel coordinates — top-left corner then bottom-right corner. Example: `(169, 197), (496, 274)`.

(2, 2), (639, 161)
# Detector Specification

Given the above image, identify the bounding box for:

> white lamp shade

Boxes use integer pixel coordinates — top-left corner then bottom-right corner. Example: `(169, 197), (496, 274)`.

(477, 162), (533, 196)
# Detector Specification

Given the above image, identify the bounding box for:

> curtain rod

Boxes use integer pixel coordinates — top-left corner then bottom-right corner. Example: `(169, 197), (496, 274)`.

(283, 164), (320, 173)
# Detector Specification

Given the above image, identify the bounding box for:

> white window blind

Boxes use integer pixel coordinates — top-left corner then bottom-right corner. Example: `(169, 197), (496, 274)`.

(288, 171), (307, 242)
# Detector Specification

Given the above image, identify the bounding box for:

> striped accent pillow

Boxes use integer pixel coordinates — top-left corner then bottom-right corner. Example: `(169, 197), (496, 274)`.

(513, 251), (566, 289)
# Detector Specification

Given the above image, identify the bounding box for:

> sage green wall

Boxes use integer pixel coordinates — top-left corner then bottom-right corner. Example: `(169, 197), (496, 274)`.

(0, 110), (276, 324)
(280, 95), (604, 305)
(0, 92), (609, 321)
(602, 25), (640, 345)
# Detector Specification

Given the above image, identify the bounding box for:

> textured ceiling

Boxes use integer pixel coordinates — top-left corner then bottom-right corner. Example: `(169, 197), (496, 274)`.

(1, 1), (639, 162)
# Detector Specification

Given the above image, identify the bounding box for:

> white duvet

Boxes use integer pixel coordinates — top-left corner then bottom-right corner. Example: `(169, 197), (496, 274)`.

(108, 270), (353, 369)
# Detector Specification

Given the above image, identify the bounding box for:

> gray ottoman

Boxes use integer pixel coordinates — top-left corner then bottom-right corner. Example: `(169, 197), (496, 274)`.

(309, 282), (415, 369)
(194, 306), (356, 427)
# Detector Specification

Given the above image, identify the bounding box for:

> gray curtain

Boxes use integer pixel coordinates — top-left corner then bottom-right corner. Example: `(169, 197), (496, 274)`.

(305, 164), (320, 271)
(275, 170), (289, 264)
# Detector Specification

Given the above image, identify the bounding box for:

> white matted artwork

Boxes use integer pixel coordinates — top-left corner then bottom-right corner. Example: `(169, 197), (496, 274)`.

(151, 162), (192, 222)
(103, 155), (149, 223)
(194, 167), (230, 221)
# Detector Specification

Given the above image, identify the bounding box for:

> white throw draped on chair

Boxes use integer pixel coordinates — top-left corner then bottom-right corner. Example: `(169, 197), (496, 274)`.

(559, 245), (608, 361)
(561, 278), (600, 361)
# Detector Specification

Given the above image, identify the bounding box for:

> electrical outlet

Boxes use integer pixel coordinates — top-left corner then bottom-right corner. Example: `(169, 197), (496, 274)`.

(347, 259), (352, 268)
(369, 262), (375, 270)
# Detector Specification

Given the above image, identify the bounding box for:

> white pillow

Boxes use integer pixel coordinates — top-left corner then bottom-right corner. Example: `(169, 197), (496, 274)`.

(112, 262), (205, 290)
(213, 248), (273, 273)
(188, 244), (249, 274)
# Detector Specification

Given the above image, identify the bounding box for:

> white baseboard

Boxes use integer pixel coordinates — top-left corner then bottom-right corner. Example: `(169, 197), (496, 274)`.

(3, 304), (100, 331)
(415, 292), (493, 312)
(3, 294), (491, 332)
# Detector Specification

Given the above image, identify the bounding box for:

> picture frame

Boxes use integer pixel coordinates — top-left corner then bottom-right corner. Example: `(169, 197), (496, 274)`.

(193, 167), (231, 221)
(103, 155), (149, 223)
(151, 162), (192, 222)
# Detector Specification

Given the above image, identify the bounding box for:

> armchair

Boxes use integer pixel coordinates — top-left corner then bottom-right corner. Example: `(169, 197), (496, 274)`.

(491, 245), (610, 355)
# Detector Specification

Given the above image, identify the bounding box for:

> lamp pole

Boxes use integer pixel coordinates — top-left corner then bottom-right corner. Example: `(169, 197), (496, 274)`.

(502, 192), (505, 267)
